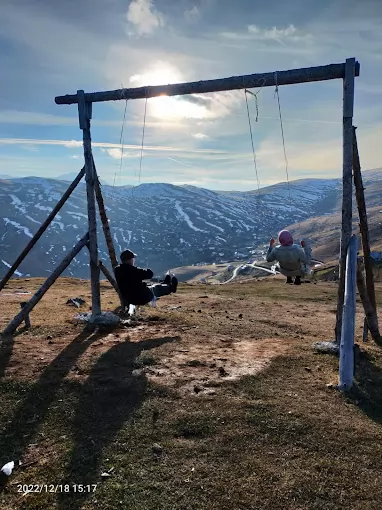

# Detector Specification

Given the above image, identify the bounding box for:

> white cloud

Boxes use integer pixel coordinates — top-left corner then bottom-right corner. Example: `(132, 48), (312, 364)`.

(71, 155), (80, 159)
(192, 133), (209, 139)
(101, 148), (140, 159)
(126, 0), (164, 36)
(127, 62), (243, 121)
(248, 24), (312, 45)
(64, 140), (83, 148)
(185, 5), (200, 21)
(221, 24), (313, 47)
(0, 137), (230, 157)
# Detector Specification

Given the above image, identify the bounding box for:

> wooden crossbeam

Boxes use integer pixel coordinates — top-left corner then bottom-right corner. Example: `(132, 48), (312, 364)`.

(55, 61), (360, 105)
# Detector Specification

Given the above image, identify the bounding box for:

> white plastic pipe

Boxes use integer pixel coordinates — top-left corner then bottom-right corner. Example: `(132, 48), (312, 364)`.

(339, 235), (358, 391)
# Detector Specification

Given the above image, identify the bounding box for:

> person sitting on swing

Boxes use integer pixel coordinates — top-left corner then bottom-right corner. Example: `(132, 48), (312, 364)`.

(114, 249), (178, 309)
(266, 230), (310, 285)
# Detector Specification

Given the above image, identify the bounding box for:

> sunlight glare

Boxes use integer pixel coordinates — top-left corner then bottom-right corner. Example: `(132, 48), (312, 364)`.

(130, 63), (209, 120)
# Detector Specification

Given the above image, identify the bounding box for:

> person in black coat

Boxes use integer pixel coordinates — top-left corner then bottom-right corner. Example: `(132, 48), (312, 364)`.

(114, 249), (178, 307)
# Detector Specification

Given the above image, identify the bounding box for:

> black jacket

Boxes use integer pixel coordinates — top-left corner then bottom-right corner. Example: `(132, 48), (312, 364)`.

(114, 263), (154, 304)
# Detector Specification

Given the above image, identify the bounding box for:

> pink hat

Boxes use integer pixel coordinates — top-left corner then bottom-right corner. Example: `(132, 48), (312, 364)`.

(279, 230), (293, 247)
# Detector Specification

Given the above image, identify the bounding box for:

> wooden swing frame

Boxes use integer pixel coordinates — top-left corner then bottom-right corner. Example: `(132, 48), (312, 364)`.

(2, 58), (377, 350)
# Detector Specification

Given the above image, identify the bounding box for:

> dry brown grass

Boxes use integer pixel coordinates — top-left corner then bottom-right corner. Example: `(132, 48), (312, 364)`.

(1, 276), (382, 509)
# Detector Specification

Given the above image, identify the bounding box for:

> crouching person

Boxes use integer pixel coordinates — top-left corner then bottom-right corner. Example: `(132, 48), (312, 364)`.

(114, 249), (178, 309)
(266, 230), (309, 285)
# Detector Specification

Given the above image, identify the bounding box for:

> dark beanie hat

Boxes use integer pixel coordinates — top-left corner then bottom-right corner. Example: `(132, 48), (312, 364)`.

(121, 249), (137, 262)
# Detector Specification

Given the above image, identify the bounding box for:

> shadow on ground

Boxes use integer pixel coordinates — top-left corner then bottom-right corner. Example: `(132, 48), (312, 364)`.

(57, 335), (178, 510)
(0, 326), (31, 379)
(352, 348), (382, 424)
(0, 326), (106, 467)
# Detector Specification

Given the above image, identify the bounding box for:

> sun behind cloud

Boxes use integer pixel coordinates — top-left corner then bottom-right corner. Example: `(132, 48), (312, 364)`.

(129, 63), (211, 120)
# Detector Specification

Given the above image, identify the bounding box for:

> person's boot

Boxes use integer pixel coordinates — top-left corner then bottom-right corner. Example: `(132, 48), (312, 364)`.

(286, 277), (293, 284)
(171, 276), (178, 293)
(163, 273), (171, 285)
(294, 276), (302, 285)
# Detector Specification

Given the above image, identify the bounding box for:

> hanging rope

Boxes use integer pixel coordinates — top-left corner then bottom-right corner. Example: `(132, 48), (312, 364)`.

(274, 71), (292, 203)
(131, 87), (148, 200)
(112, 86), (128, 195)
(242, 78), (266, 197)
(138, 87), (148, 185)
(244, 89), (260, 196)
(273, 73), (304, 233)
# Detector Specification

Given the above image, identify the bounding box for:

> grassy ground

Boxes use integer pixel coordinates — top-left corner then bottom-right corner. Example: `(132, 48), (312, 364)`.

(1, 277), (382, 509)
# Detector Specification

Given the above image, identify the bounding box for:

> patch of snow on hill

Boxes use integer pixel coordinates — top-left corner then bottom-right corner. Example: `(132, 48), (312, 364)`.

(174, 201), (206, 232)
(1, 259), (23, 276)
(35, 203), (53, 212)
(26, 215), (40, 224)
(3, 218), (33, 238)
(9, 194), (27, 214)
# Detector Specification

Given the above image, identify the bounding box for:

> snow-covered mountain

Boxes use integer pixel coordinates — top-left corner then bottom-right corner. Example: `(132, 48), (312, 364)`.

(1, 170), (381, 279)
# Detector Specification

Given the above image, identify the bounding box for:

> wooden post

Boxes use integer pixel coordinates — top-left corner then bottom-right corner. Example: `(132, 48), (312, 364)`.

(99, 261), (124, 308)
(78, 91), (101, 317)
(93, 164), (118, 268)
(335, 58), (356, 344)
(362, 317), (369, 343)
(339, 235), (358, 391)
(0, 167), (85, 292)
(352, 126), (378, 318)
(356, 258), (381, 345)
(2, 233), (89, 335)
(20, 302), (31, 329)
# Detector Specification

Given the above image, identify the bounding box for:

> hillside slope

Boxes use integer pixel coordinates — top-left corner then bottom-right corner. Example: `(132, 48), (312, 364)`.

(1, 169), (381, 277)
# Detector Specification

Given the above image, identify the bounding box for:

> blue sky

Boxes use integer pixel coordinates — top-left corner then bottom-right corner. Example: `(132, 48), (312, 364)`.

(0, 0), (381, 190)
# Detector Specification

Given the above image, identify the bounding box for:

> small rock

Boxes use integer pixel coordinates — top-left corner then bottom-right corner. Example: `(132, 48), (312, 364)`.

(194, 386), (202, 394)
(1, 461), (16, 476)
(326, 383), (334, 389)
(219, 367), (228, 377)
(101, 472), (112, 478)
(48, 340), (53, 345)
(197, 309), (202, 313)
(304, 367), (312, 372)
(152, 409), (159, 426)
(152, 443), (163, 455)
(46, 335), (52, 340)
(238, 313), (243, 318)
(66, 297), (86, 308)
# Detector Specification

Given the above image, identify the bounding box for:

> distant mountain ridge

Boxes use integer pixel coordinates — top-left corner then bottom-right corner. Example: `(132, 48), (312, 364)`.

(0, 169), (381, 279)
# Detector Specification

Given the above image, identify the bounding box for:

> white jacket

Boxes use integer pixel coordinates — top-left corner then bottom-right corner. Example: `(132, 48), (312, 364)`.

(266, 244), (307, 277)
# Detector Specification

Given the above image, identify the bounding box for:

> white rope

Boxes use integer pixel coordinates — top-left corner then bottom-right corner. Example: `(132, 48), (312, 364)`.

(131, 87), (148, 199)
(138, 88), (148, 185)
(242, 77), (266, 196)
(274, 72), (303, 232)
(274, 72), (292, 203)
(244, 89), (260, 196)
(112, 86), (128, 195)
